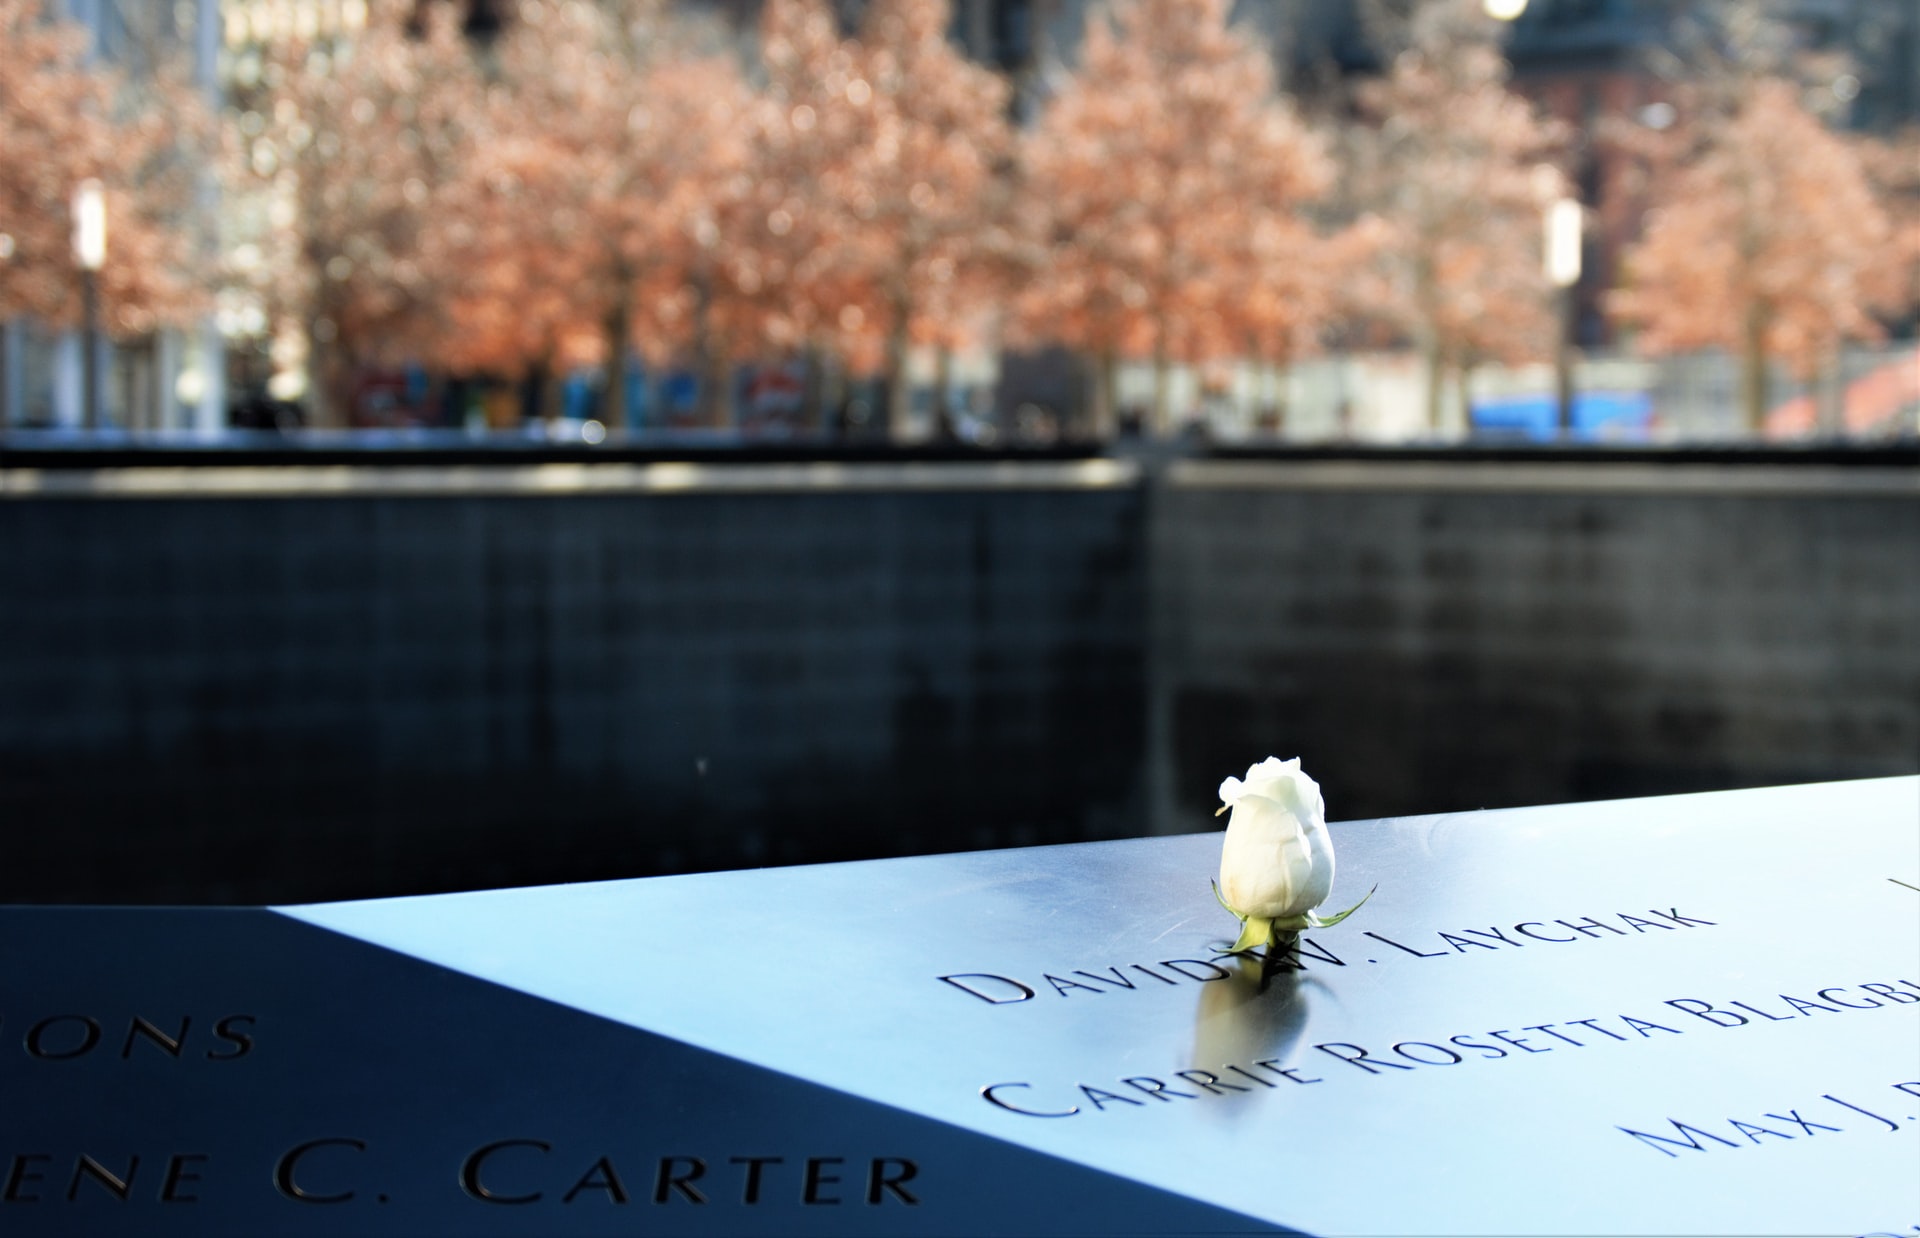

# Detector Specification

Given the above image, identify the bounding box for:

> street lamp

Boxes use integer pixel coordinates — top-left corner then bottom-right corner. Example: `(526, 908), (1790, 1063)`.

(72, 179), (106, 431)
(1544, 196), (1582, 437)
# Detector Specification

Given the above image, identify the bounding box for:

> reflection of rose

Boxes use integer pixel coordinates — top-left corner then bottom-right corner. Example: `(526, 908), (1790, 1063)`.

(1191, 957), (1312, 1076)
(1217, 757), (1333, 921)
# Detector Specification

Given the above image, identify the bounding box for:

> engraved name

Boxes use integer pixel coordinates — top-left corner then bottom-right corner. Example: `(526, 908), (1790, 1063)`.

(940, 908), (1719, 1005)
(1618, 1081), (1920, 1156)
(2, 1143), (922, 1209)
(1, 1014), (255, 1062)
(980, 979), (1920, 1118)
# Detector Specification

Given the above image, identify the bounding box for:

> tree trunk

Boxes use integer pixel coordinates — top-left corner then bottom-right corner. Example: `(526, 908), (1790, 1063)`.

(1816, 339), (1844, 438)
(1269, 360), (1288, 438)
(800, 341), (825, 432)
(932, 345), (955, 439)
(884, 302), (912, 441)
(692, 273), (728, 430)
(526, 354), (554, 428)
(1151, 341), (1172, 436)
(538, 361), (562, 427)
(700, 343), (730, 431)
(306, 323), (337, 428)
(820, 346), (850, 438)
(1740, 303), (1769, 437)
(933, 345), (954, 418)
(604, 289), (632, 432)
(1087, 348), (1119, 439)
(1419, 333), (1443, 435)
(1454, 360), (1473, 439)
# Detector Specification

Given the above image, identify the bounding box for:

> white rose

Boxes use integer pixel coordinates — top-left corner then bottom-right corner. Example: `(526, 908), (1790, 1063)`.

(1216, 756), (1334, 921)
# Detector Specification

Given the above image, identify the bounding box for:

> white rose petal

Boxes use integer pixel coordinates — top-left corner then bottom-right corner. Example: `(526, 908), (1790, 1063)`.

(1216, 757), (1334, 921)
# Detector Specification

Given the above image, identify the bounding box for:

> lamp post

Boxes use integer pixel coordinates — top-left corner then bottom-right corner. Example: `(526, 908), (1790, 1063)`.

(1544, 196), (1581, 438)
(72, 179), (106, 431)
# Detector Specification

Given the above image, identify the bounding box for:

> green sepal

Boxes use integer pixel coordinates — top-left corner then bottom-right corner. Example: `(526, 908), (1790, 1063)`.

(1228, 916), (1275, 953)
(1303, 884), (1377, 930)
(1210, 880), (1238, 917)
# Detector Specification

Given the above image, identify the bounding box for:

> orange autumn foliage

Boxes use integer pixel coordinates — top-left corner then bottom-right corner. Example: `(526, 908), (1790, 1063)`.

(1347, 4), (1568, 430)
(0, 0), (209, 337)
(1613, 79), (1898, 431)
(1852, 125), (1920, 326)
(232, 0), (481, 420)
(435, 0), (753, 424)
(1019, 0), (1331, 433)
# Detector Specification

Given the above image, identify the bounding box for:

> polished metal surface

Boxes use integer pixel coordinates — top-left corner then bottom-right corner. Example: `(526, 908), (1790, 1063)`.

(285, 777), (1920, 1236)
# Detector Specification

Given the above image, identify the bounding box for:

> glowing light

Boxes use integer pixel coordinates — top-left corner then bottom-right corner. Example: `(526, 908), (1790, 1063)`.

(1483, 0), (1527, 20)
(1545, 197), (1582, 288)
(73, 180), (106, 271)
(581, 419), (607, 445)
(175, 368), (207, 404)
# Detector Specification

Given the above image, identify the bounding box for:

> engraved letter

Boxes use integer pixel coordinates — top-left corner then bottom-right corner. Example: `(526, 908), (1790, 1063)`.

(1158, 959), (1232, 982)
(275, 1138), (365, 1204)
(1314, 1042), (1415, 1074)
(1823, 1094), (1899, 1132)
(459, 1140), (548, 1204)
(654, 1157), (708, 1204)
(1763, 1110), (1841, 1136)
(122, 1017), (188, 1059)
(802, 1158), (842, 1205)
(207, 1016), (256, 1060)
(66, 1155), (137, 1202)
(980, 1082), (1079, 1118)
(866, 1158), (918, 1205)
(3, 1155), (49, 1202)
(563, 1158), (628, 1204)
(1815, 987), (1880, 1009)
(1449, 1035), (1507, 1059)
(729, 1157), (783, 1203)
(1555, 917), (1628, 939)
(1859, 983), (1920, 1005)
(26, 1015), (100, 1060)
(161, 1154), (208, 1203)
(937, 975), (1034, 1004)
(1122, 1076), (1197, 1102)
(1664, 998), (1748, 1028)
(1727, 1119), (1791, 1144)
(1362, 932), (1448, 958)
(1043, 974), (1104, 996)
(1649, 908), (1716, 928)
(1175, 1069), (1250, 1095)
(1619, 1120), (1739, 1157)
(1618, 1015), (1682, 1037)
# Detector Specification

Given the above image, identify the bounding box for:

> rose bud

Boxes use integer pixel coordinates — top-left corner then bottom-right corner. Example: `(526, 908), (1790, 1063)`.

(1213, 757), (1371, 953)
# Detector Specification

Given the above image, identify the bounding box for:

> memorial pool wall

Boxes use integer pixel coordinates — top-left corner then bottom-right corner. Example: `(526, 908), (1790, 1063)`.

(2, 446), (1914, 903)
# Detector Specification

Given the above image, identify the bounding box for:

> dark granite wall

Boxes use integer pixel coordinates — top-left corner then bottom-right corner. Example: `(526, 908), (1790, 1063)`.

(2, 456), (1913, 903)
(0, 483), (1147, 902)
(1152, 463), (1920, 826)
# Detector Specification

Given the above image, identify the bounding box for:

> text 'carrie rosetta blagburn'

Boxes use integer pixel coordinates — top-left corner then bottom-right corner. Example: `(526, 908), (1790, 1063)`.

(976, 979), (1920, 1119)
